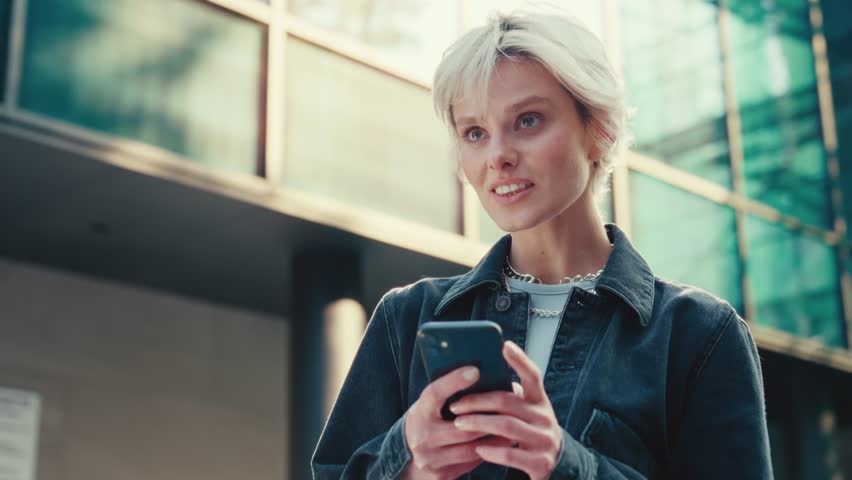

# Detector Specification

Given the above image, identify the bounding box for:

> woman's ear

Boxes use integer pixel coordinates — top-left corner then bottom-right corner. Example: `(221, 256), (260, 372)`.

(585, 119), (612, 164)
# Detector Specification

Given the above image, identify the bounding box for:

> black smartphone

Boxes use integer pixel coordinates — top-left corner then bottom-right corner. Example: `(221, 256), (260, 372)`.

(416, 320), (514, 420)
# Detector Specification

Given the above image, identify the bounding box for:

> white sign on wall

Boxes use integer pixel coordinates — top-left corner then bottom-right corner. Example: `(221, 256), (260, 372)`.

(0, 387), (40, 480)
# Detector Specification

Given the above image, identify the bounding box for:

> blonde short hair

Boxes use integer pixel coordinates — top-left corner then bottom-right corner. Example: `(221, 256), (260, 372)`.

(432, 10), (631, 198)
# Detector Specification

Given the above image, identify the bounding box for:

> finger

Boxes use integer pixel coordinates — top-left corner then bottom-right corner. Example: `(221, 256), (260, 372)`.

(419, 366), (479, 417)
(503, 341), (546, 403)
(454, 413), (551, 446)
(426, 436), (515, 472)
(421, 442), (482, 470)
(475, 435), (517, 449)
(475, 446), (556, 480)
(513, 381), (524, 397)
(415, 422), (489, 449)
(407, 414), (488, 451)
(449, 390), (535, 423)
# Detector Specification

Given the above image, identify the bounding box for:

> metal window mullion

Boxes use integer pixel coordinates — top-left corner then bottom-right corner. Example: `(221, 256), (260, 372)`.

(456, 0), (474, 240)
(718, 2), (756, 323)
(265, 0), (286, 188)
(203, 0), (272, 24)
(808, 0), (852, 348)
(282, 14), (430, 91)
(602, 0), (632, 238)
(627, 152), (846, 250)
(4, 0), (27, 110)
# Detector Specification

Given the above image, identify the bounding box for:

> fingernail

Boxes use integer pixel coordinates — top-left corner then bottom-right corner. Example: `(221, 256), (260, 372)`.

(463, 367), (478, 381)
(454, 418), (469, 429)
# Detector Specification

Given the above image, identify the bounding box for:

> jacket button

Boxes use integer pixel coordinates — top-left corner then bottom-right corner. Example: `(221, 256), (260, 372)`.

(495, 295), (511, 312)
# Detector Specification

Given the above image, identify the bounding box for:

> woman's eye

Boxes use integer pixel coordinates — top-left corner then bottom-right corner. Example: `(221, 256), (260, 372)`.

(518, 113), (541, 129)
(465, 128), (485, 142)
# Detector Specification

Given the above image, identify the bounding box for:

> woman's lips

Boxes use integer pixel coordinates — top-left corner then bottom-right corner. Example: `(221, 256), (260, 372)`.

(492, 184), (534, 205)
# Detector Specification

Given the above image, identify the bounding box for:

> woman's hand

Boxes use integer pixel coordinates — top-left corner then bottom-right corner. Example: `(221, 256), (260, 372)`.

(448, 341), (563, 480)
(402, 365), (515, 480)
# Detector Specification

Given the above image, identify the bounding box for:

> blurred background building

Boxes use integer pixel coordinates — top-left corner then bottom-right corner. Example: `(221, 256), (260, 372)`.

(0, 0), (850, 479)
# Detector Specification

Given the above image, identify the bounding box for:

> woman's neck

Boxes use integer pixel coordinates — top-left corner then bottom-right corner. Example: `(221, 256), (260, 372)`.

(508, 205), (612, 285)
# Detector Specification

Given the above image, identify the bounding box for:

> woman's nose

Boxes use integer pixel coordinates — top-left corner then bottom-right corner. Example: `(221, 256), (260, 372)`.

(487, 136), (519, 170)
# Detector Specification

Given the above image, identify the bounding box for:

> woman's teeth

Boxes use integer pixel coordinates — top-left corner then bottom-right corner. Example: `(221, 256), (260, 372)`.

(495, 183), (531, 196)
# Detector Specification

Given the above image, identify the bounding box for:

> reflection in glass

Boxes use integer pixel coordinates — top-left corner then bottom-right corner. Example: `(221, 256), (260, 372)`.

(19, 0), (264, 175)
(745, 215), (844, 347)
(0, 0), (11, 102)
(288, 0), (458, 80)
(821, 0), (852, 245)
(629, 171), (743, 312)
(728, 0), (832, 228)
(284, 38), (458, 232)
(618, 0), (731, 186)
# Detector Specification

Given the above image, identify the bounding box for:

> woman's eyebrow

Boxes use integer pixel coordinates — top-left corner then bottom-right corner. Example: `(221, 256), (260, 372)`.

(507, 95), (553, 113)
(453, 95), (552, 127)
(454, 115), (479, 129)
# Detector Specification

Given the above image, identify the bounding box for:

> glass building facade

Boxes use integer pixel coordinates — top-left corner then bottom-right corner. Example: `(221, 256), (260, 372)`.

(17, 0), (266, 174)
(2, 0), (851, 478)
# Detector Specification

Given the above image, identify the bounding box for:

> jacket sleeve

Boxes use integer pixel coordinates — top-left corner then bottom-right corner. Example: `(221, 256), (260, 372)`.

(548, 312), (772, 479)
(666, 312), (773, 479)
(311, 295), (413, 479)
(543, 427), (648, 479)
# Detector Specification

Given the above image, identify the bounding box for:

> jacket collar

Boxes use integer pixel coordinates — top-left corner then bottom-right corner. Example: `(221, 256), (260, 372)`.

(433, 224), (656, 326)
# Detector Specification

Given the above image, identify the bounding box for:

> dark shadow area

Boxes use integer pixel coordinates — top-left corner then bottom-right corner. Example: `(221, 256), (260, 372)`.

(0, 127), (469, 320)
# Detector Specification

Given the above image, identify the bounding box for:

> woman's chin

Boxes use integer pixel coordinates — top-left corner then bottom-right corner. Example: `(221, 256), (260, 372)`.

(492, 217), (537, 234)
(487, 204), (552, 233)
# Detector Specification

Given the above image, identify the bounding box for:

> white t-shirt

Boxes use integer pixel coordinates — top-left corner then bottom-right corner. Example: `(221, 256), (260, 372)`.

(505, 277), (598, 374)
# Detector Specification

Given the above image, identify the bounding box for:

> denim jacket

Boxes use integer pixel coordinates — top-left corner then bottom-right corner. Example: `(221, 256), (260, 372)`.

(312, 224), (773, 479)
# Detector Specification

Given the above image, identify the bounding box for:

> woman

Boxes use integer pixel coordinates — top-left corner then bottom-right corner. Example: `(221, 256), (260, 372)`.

(312, 10), (772, 480)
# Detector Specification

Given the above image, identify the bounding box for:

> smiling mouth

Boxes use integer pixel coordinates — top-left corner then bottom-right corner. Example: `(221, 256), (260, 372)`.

(493, 183), (534, 197)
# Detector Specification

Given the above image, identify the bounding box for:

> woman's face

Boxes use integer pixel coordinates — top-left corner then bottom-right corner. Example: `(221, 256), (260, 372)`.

(453, 58), (598, 233)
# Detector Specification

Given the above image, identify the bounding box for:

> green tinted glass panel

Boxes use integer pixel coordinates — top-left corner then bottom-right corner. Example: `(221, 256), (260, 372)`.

(618, 0), (731, 186)
(19, 0), (264, 175)
(284, 38), (458, 232)
(288, 0), (457, 80)
(0, 0), (10, 102)
(728, 0), (832, 228)
(630, 171), (743, 311)
(822, 0), (852, 245)
(745, 215), (843, 346)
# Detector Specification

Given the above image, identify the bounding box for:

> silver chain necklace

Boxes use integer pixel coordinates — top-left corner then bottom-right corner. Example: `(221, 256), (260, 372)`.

(503, 257), (604, 285)
(502, 258), (603, 318)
